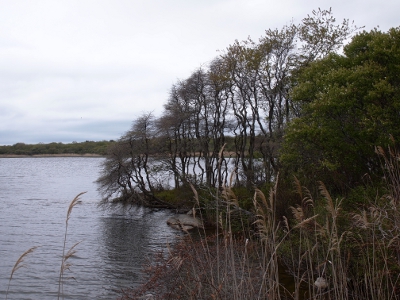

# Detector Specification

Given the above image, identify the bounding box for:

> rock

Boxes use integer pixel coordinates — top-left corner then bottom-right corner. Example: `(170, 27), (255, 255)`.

(167, 214), (204, 231)
(139, 294), (154, 300)
(186, 208), (196, 216)
(314, 277), (328, 289)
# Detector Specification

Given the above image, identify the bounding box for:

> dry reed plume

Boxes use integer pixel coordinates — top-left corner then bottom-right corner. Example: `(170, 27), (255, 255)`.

(6, 246), (39, 299)
(57, 192), (86, 300)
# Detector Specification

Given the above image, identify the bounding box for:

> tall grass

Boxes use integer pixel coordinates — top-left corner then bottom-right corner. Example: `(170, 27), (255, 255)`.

(121, 142), (400, 300)
(283, 180), (349, 299)
(120, 175), (284, 299)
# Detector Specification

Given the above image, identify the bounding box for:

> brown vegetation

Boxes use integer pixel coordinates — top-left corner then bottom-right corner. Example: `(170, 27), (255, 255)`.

(118, 143), (400, 300)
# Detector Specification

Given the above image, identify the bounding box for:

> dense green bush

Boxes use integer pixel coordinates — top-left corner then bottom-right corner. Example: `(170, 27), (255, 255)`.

(281, 27), (400, 195)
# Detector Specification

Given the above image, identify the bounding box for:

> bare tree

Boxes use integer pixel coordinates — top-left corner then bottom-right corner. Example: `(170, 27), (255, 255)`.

(97, 112), (174, 208)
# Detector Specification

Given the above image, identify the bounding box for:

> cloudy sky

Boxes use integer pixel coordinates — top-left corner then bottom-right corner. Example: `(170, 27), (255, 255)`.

(0, 0), (399, 145)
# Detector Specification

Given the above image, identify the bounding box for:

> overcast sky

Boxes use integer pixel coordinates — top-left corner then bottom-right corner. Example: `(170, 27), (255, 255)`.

(0, 0), (399, 145)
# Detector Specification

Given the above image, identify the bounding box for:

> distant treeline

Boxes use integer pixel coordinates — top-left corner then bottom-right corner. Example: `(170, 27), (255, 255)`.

(0, 140), (116, 156)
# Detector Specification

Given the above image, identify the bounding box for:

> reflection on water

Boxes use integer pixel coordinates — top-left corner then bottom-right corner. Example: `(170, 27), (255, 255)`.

(0, 157), (178, 299)
(98, 206), (179, 295)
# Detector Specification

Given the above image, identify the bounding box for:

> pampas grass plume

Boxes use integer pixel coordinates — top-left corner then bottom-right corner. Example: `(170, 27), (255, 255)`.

(6, 246), (39, 299)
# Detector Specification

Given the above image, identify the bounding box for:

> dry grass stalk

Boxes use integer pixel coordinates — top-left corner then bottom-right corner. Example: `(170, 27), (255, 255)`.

(66, 192), (85, 223)
(61, 241), (82, 272)
(293, 214), (320, 231)
(216, 144), (227, 285)
(290, 205), (305, 222)
(188, 182), (199, 207)
(6, 246), (39, 299)
(318, 181), (341, 219)
(58, 192), (86, 300)
(376, 136), (400, 206)
(252, 177), (284, 299)
(352, 210), (369, 229)
(221, 170), (239, 207)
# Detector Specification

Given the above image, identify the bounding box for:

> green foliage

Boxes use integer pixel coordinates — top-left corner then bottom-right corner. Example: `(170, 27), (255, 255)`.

(230, 186), (256, 210)
(344, 184), (385, 210)
(154, 185), (196, 207)
(281, 27), (400, 193)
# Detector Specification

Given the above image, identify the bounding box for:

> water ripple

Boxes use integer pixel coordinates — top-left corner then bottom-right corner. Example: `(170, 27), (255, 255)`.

(0, 157), (177, 299)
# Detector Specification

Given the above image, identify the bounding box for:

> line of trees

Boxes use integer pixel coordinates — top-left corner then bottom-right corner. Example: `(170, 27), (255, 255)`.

(0, 141), (114, 156)
(97, 9), (365, 207)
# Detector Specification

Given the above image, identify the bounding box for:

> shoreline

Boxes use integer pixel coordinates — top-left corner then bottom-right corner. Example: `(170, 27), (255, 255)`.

(0, 153), (104, 158)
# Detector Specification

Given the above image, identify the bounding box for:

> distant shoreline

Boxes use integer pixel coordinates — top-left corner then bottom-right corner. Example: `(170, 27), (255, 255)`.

(0, 153), (104, 158)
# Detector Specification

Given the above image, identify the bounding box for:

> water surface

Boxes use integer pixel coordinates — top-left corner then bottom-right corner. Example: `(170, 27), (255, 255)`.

(0, 157), (178, 299)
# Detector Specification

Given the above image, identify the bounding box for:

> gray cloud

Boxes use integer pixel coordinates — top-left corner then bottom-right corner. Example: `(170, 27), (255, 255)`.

(0, 0), (399, 145)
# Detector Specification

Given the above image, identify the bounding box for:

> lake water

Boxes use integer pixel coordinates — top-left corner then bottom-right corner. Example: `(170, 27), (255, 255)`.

(0, 157), (179, 300)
